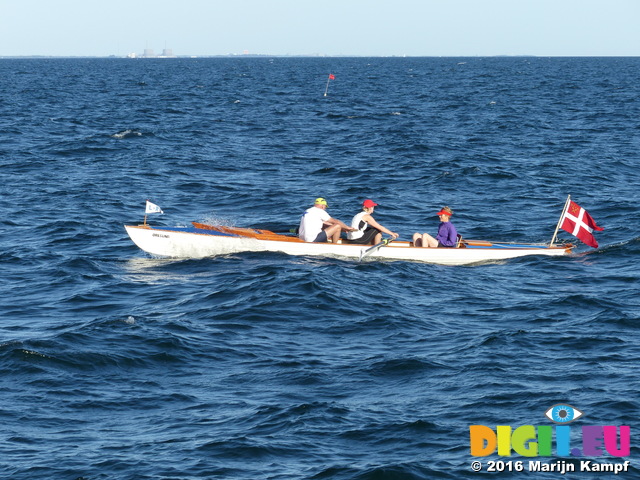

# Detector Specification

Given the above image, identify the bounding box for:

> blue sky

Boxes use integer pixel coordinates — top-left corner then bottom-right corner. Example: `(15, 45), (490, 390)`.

(1, 0), (638, 57)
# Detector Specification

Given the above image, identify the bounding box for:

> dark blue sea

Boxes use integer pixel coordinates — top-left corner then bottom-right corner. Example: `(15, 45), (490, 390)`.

(1, 57), (639, 479)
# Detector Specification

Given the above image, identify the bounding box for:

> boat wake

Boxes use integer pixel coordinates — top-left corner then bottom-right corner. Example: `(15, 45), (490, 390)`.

(596, 236), (640, 254)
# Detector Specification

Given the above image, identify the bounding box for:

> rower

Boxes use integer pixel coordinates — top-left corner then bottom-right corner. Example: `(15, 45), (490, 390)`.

(298, 197), (355, 243)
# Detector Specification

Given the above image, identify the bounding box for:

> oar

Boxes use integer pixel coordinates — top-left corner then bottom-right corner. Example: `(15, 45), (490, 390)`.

(463, 239), (494, 247)
(359, 237), (393, 261)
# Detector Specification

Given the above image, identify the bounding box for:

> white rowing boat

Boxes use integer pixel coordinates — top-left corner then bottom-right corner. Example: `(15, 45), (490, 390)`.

(124, 222), (574, 266)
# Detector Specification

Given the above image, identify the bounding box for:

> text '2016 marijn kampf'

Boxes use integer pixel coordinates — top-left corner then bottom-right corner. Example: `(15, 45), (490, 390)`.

(476, 460), (631, 474)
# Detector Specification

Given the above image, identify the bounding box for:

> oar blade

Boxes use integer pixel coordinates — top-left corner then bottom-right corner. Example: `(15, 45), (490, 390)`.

(359, 238), (392, 261)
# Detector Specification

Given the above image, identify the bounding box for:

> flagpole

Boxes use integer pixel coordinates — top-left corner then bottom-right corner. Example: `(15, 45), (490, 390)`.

(550, 195), (571, 246)
(324, 74), (334, 97)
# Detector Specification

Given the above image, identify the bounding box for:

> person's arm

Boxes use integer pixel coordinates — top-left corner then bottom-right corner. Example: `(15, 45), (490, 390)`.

(363, 214), (399, 239)
(444, 223), (458, 246)
(326, 217), (356, 231)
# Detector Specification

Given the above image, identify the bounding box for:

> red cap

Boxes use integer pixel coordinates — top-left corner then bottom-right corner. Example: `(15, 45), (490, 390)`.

(363, 199), (378, 208)
(437, 209), (452, 216)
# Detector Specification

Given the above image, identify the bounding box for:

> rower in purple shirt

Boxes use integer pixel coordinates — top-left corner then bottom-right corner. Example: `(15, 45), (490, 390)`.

(413, 206), (458, 248)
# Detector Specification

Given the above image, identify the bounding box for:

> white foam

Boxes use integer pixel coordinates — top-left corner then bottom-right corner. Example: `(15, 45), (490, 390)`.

(112, 129), (142, 139)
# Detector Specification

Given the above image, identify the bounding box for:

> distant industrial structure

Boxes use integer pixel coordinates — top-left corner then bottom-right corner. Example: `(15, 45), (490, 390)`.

(127, 47), (175, 58)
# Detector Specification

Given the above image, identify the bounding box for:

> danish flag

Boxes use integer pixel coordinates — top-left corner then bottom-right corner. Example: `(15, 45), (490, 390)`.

(561, 200), (603, 248)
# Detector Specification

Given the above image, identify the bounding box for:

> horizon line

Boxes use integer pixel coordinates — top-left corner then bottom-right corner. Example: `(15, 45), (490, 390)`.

(2, 54), (639, 59)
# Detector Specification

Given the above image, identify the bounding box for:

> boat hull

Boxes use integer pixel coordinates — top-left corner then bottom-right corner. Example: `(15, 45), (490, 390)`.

(125, 224), (573, 266)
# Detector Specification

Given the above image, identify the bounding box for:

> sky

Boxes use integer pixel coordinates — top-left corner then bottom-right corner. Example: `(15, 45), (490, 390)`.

(0, 0), (639, 57)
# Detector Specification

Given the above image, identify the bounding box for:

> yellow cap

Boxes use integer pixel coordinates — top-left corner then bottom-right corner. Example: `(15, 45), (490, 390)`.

(315, 197), (328, 206)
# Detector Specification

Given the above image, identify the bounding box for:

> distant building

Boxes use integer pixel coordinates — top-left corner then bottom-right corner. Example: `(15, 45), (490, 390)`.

(127, 47), (176, 58)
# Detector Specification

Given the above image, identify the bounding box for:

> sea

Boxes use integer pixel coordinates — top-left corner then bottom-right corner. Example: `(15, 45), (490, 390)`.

(1, 56), (639, 479)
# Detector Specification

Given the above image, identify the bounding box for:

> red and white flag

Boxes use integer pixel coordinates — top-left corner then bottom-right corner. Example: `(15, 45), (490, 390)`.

(328, 73), (335, 80)
(560, 200), (603, 248)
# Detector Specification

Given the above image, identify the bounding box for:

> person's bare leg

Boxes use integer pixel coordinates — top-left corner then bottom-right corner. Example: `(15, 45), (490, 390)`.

(324, 224), (342, 243)
(412, 232), (422, 247)
(422, 233), (438, 248)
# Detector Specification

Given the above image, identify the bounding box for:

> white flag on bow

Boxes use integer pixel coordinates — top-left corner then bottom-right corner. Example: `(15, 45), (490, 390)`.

(145, 200), (163, 214)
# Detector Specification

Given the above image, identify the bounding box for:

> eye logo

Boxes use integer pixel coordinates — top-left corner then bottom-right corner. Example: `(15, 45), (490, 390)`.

(545, 404), (583, 424)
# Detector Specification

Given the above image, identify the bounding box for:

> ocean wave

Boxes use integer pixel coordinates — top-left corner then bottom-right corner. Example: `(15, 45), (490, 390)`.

(111, 129), (143, 139)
